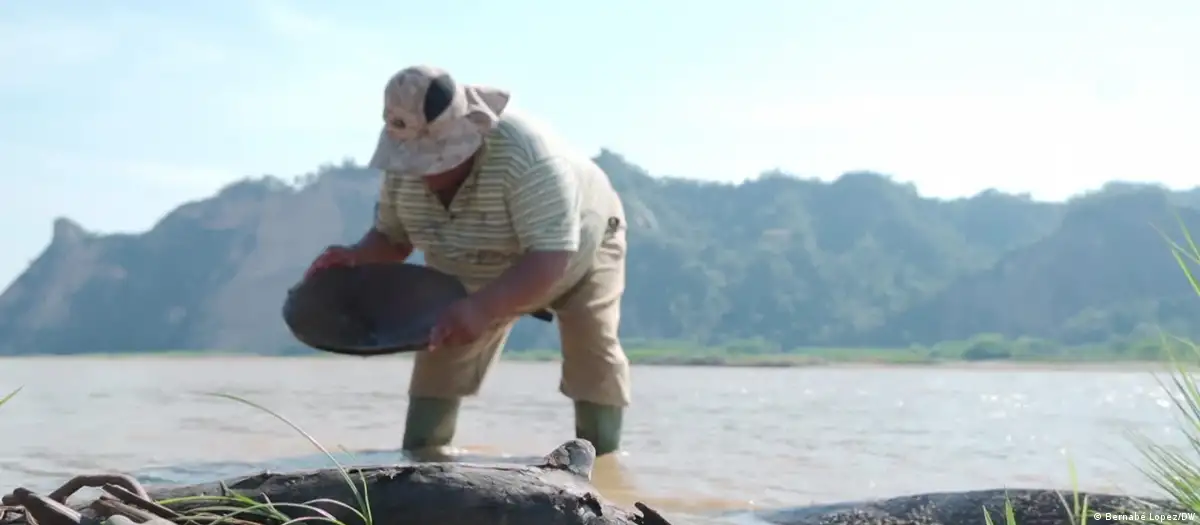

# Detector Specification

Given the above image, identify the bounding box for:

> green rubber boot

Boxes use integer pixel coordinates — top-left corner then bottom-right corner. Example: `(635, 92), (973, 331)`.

(574, 401), (624, 456)
(402, 396), (461, 452)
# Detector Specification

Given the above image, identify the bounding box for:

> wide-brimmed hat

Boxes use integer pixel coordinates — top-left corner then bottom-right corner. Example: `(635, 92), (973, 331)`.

(368, 65), (510, 176)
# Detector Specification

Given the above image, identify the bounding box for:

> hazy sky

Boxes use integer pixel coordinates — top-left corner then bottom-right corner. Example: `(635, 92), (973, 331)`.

(1, 0), (1198, 289)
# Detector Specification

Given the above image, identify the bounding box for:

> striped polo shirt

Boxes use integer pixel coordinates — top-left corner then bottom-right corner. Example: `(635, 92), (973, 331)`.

(374, 110), (625, 294)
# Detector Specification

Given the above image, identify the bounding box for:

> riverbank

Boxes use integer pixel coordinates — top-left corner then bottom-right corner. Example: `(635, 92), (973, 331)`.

(0, 335), (1185, 368)
(0, 351), (1182, 372)
(504, 350), (1184, 370)
(0, 447), (1178, 525)
(0, 434), (1180, 525)
(751, 488), (1178, 525)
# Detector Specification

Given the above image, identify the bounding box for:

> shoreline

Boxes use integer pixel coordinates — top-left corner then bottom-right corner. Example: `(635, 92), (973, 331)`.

(0, 352), (1181, 372)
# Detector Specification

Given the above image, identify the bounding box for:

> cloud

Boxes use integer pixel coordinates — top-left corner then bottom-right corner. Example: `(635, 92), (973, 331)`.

(0, 6), (239, 98)
(0, 1), (385, 185)
(654, 89), (1200, 200)
(40, 156), (238, 193)
(0, 19), (118, 91)
(251, 0), (339, 39)
(0, 20), (116, 67)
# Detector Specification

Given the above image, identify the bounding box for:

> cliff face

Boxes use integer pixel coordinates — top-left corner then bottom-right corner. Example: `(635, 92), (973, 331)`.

(1, 152), (1196, 355)
(0, 168), (379, 354)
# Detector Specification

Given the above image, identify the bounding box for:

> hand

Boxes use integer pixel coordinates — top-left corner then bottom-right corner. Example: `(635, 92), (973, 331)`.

(304, 245), (358, 280)
(429, 297), (495, 351)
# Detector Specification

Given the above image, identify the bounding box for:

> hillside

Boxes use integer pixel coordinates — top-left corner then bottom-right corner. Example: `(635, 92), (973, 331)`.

(0, 151), (1196, 356)
(868, 186), (1200, 346)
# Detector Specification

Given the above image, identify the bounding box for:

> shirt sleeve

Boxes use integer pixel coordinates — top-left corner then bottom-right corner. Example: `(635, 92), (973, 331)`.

(506, 156), (581, 252)
(373, 172), (411, 245)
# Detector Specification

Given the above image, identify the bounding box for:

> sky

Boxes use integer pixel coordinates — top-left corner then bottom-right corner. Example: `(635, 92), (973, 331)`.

(1, 0), (1198, 289)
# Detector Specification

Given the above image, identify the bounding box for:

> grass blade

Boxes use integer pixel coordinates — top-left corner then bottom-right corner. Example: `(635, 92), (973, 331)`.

(0, 386), (22, 408)
(200, 393), (372, 525)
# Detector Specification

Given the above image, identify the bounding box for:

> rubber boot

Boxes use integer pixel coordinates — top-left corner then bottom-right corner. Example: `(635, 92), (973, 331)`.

(574, 401), (624, 457)
(402, 396), (461, 452)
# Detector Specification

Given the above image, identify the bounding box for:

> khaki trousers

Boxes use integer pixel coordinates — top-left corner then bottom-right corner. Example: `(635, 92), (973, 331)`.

(408, 214), (632, 407)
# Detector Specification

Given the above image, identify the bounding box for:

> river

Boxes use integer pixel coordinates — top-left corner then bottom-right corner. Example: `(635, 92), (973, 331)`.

(0, 357), (1188, 520)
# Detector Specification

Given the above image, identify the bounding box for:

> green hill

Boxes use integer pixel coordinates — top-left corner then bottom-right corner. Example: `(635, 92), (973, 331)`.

(0, 151), (1196, 359)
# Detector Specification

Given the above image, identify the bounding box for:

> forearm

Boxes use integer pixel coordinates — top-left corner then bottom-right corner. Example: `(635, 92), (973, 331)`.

(473, 251), (571, 319)
(352, 228), (414, 264)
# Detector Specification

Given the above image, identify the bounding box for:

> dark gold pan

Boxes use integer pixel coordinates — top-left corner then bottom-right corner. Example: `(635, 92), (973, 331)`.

(282, 263), (552, 356)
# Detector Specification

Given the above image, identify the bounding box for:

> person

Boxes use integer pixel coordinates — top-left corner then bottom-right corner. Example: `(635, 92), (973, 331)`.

(304, 65), (631, 456)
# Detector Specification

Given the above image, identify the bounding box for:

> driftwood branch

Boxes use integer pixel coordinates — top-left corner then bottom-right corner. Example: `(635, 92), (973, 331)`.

(1, 474), (181, 525)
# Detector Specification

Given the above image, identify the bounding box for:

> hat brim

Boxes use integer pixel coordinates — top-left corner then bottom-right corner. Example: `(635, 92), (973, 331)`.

(282, 263), (469, 356)
(368, 84), (510, 176)
(367, 126), (484, 177)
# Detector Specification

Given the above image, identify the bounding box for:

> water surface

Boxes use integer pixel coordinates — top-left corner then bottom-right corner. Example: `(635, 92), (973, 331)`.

(0, 357), (1185, 517)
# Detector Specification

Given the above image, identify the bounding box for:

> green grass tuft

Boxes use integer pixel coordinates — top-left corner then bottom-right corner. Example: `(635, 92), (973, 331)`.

(0, 387), (20, 409)
(984, 213), (1200, 525)
(150, 392), (376, 525)
(1121, 216), (1200, 524)
(0, 385), (372, 525)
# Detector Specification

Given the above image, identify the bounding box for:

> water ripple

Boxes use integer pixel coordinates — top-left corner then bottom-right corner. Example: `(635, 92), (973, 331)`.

(0, 358), (1187, 513)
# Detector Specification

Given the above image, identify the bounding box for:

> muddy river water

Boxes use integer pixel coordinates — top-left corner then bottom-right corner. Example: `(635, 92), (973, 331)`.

(0, 357), (1185, 521)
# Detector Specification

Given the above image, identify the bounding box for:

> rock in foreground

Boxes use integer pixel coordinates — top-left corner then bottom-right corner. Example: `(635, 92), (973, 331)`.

(2, 441), (1186, 525)
(2, 440), (672, 525)
(755, 488), (1181, 525)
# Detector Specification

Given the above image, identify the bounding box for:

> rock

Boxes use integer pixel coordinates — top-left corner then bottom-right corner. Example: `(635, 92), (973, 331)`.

(2, 440), (674, 525)
(752, 488), (1181, 525)
(4, 442), (1187, 525)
